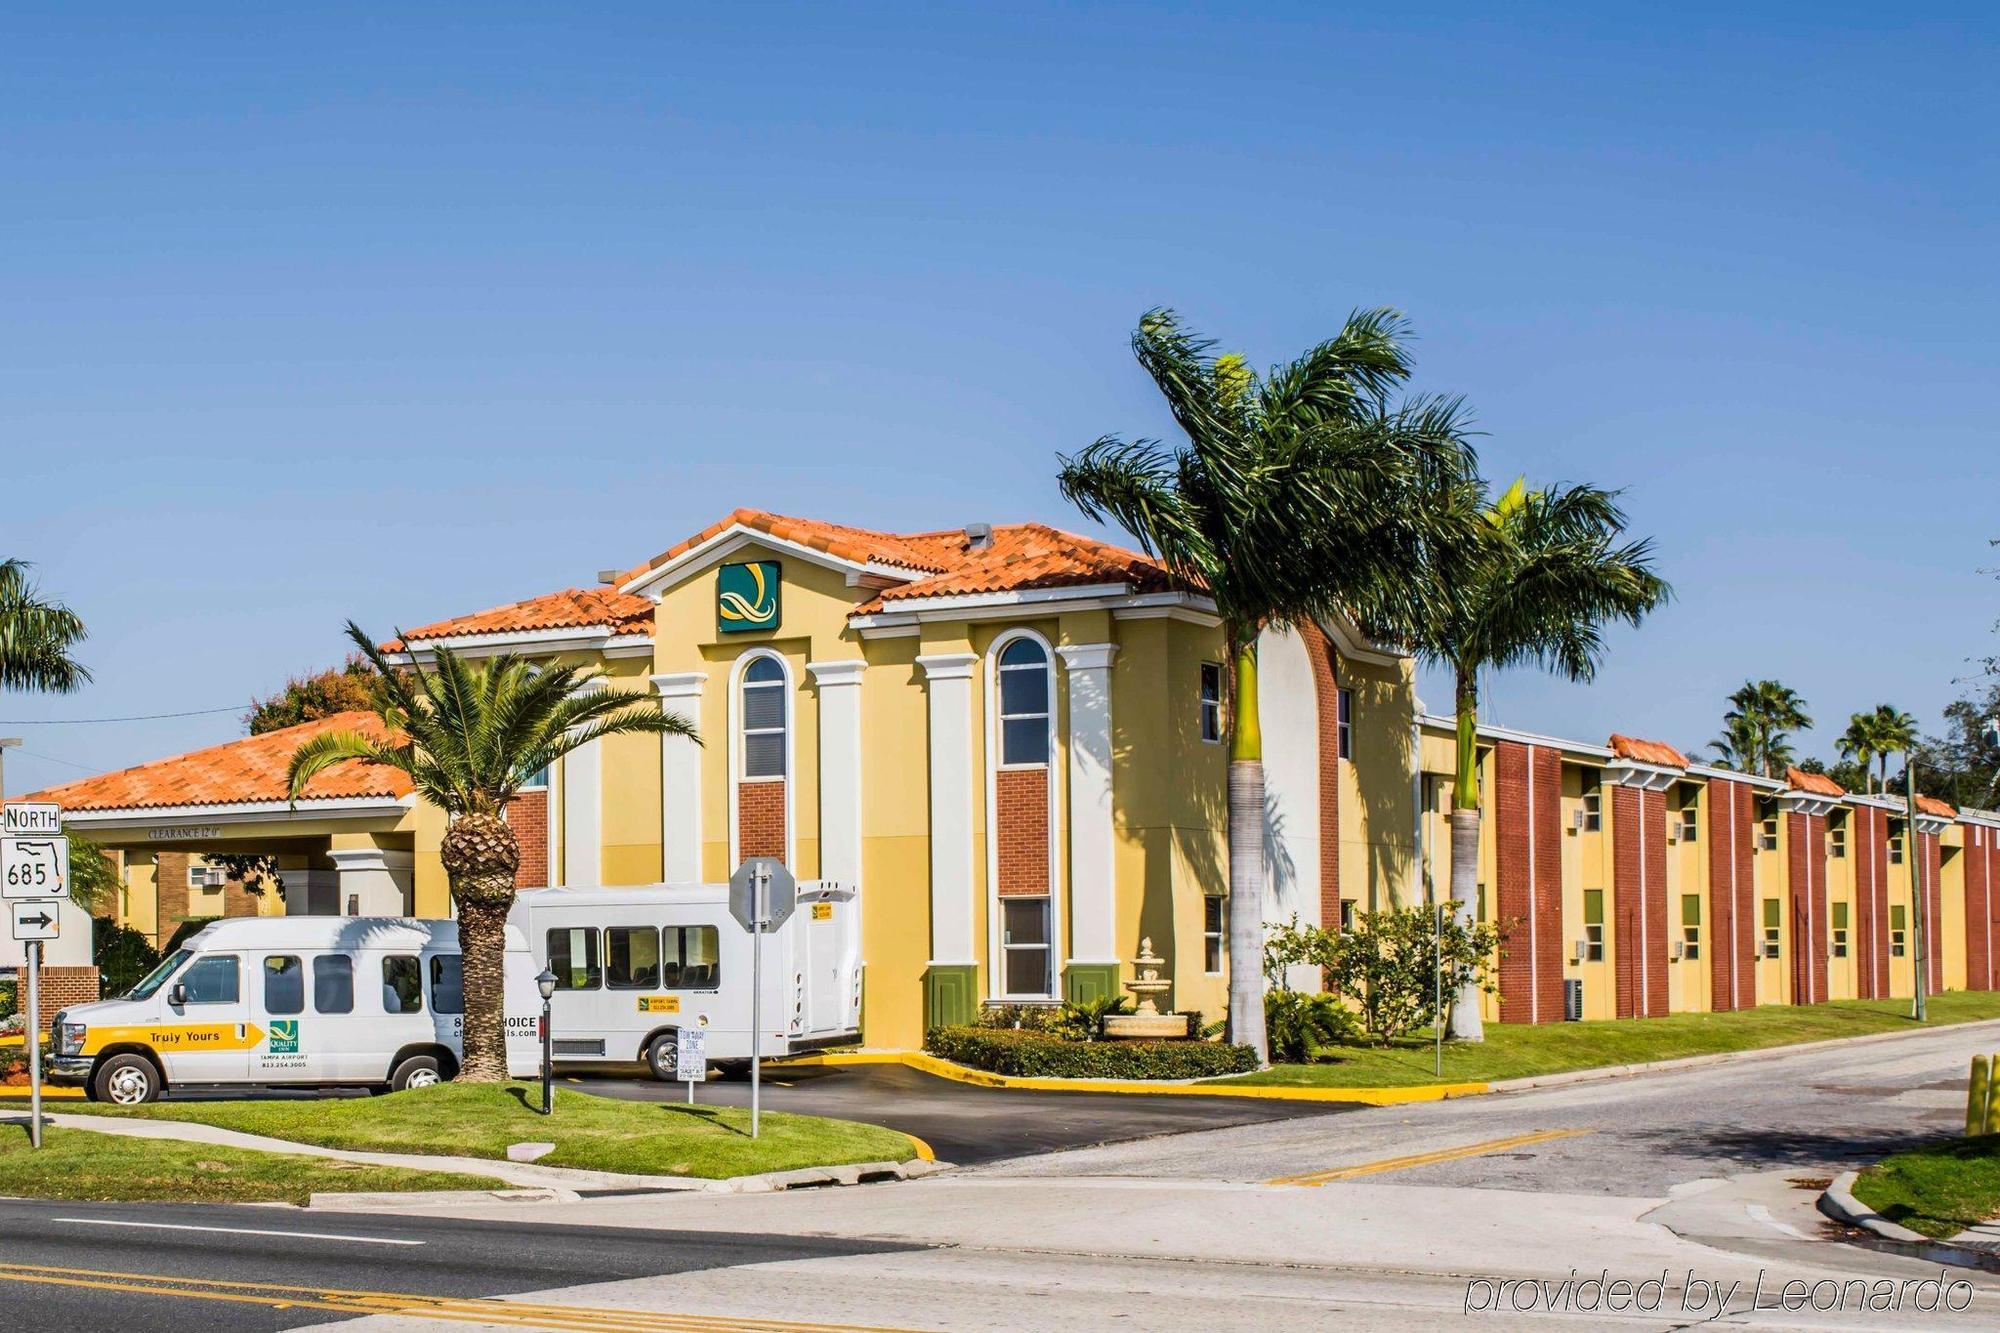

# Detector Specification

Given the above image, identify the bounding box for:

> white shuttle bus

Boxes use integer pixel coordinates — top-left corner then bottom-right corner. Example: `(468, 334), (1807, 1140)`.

(50, 917), (543, 1104)
(511, 880), (862, 1080)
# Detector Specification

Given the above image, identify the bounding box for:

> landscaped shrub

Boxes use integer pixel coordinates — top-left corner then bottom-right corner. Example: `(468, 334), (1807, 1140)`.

(926, 1026), (1258, 1079)
(0, 977), (15, 1020)
(1264, 989), (1359, 1063)
(1261, 907), (1502, 1045)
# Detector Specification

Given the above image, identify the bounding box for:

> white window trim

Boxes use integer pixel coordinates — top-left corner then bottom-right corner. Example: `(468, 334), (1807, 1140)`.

(1198, 661), (1224, 745)
(728, 648), (798, 870)
(994, 636), (1055, 770)
(1202, 895), (1226, 974)
(983, 627), (1064, 1001)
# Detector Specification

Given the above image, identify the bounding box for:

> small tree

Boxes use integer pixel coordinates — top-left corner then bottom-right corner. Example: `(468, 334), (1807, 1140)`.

(288, 623), (698, 1081)
(247, 656), (383, 735)
(1330, 907), (1501, 1044)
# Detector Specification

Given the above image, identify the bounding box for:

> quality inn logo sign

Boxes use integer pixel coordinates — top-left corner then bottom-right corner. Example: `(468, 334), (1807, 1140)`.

(267, 1020), (300, 1054)
(717, 560), (780, 634)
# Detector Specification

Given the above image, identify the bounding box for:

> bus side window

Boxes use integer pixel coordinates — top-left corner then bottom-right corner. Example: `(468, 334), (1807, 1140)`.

(430, 954), (463, 1014)
(664, 926), (721, 990)
(605, 927), (661, 989)
(263, 955), (304, 1015)
(382, 955), (423, 1014)
(548, 928), (601, 990)
(314, 954), (355, 1014)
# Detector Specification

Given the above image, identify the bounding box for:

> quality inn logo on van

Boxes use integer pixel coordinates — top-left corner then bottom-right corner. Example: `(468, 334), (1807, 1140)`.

(267, 1020), (300, 1054)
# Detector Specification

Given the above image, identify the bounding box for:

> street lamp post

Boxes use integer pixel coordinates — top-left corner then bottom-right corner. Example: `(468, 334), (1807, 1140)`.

(536, 968), (557, 1115)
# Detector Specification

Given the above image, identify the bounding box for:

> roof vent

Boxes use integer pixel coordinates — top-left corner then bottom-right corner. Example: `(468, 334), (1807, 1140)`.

(963, 522), (994, 553)
(596, 569), (622, 585)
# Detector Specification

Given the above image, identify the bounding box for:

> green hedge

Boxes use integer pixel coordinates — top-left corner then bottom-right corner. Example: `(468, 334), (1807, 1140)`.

(926, 1026), (1258, 1080)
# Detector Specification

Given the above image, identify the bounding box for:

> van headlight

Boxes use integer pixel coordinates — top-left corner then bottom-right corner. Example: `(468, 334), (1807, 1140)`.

(57, 1020), (85, 1056)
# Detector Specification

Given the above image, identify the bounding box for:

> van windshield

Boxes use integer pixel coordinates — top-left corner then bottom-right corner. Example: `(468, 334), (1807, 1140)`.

(124, 949), (192, 1001)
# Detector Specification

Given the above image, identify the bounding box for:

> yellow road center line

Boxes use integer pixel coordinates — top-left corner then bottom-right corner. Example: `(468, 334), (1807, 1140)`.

(0, 1262), (917, 1332)
(1266, 1127), (1592, 1186)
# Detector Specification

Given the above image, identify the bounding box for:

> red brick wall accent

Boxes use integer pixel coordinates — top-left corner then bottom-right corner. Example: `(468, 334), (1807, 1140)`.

(1852, 807), (1889, 999)
(1642, 787), (1668, 1016)
(1296, 622), (1342, 933)
(995, 767), (1050, 897)
(1492, 742), (1564, 1024)
(1919, 831), (1944, 995)
(1968, 827), (1996, 991)
(737, 780), (787, 862)
(36, 967), (101, 1029)
(1611, 782), (1670, 1018)
(507, 789), (550, 888)
(1708, 781), (1746, 1012)
(154, 851), (266, 944)
(1786, 811), (1829, 1006)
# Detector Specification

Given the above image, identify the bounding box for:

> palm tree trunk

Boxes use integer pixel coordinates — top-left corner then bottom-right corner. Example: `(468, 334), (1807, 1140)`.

(1226, 631), (1269, 1065)
(455, 889), (512, 1082)
(1449, 664), (1485, 1041)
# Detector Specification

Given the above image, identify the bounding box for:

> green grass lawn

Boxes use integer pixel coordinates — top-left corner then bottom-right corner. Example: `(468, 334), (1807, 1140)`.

(67, 1082), (916, 1178)
(1218, 991), (2000, 1088)
(1852, 1135), (2000, 1240)
(0, 1124), (496, 1203)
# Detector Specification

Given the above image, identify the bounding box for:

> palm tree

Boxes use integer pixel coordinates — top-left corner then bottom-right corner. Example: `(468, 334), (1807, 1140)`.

(1708, 680), (1811, 779)
(287, 623), (697, 1081)
(1838, 712), (1880, 793)
(1059, 307), (1473, 1063)
(0, 559), (90, 695)
(1862, 703), (1919, 792)
(1409, 475), (1670, 1040)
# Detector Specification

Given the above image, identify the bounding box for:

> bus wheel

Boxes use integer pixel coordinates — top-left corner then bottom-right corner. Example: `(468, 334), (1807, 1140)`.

(93, 1054), (161, 1105)
(390, 1054), (444, 1091)
(644, 1033), (680, 1082)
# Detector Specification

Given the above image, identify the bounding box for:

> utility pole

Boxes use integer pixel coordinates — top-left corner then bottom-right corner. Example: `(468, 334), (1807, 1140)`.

(1907, 761), (1928, 1023)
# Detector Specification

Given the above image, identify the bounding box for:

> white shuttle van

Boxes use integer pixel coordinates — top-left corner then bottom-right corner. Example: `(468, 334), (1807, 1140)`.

(512, 880), (862, 1080)
(50, 917), (541, 1104)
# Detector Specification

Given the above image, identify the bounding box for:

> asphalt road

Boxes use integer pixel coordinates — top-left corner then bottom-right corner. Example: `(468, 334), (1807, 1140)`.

(523, 1061), (1342, 1165)
(0, 1198), (920, 1332)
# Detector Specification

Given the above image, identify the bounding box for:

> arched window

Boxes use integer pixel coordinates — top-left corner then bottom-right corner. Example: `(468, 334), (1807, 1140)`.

(740, 656), (787, 779)
(996, 638), (1051, 765)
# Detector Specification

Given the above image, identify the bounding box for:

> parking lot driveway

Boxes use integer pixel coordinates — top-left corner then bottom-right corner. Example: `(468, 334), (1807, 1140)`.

(568, 1062), (1351, 1165)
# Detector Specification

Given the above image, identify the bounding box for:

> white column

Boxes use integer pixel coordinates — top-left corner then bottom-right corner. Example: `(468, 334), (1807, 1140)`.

(328, 848), (415, 916)
(1057, 642), (1119, 967)
(562, 681), (605, 888)
(808, 660), (866, 887)
(652, 672), (706, 883)
(917, 652), (979, 965)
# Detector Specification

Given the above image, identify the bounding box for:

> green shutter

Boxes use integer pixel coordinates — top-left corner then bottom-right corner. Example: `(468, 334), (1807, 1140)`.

(1681, 894), (1701, 926)
(1584, 889), (1604, 925)
(1832, 902), (1849, 929)
(1891, 905), (1907, 930)
(1763, 898), (1780, 929)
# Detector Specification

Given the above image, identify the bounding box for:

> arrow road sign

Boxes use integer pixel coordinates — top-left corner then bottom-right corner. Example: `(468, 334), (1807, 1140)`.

(1, 836), (68, 901)
(10, 902), (58, 942)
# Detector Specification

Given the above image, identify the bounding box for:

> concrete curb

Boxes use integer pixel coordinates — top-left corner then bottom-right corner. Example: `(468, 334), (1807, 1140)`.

(1817, 1170), (2000, 1272)
(305, 1159), (947, 1210)
(1488, 1017), (2000, 1095)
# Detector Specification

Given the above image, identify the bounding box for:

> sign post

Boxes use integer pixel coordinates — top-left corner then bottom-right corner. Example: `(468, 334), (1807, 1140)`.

(729, 856), (795, 1139)
(4, 802), (65, 1151)
(676, 1025), (706, 1105)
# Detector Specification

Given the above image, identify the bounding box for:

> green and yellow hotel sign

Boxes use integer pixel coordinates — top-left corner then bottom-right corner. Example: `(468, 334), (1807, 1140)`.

(717, 560), (780, 633)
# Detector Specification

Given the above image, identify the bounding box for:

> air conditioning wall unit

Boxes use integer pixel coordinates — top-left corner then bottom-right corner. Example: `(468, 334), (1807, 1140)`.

(1571, 808), (1586, 832)
(188, 866), (227, 888)
(1571, 938), (1589, 963)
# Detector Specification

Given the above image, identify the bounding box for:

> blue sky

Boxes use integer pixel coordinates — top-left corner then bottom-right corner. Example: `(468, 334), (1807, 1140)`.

(2, 3), (1995, 796)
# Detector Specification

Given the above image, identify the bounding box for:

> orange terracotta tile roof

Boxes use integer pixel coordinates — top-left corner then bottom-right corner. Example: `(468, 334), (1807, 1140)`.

(22, 712), (411, 812)
(1917, 794), (1958, 819)
(1608, 733), (1690, 768)
(621, 508), (1173, 613)
(1785, 766), (1848, 797)
(394, 587), (654, 646)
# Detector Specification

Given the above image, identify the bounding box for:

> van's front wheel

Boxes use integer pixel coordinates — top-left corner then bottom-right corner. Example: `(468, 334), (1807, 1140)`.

(644, 1032), (680, 1082)
(92, 1053), (161, 1105)
(389, 1054), (445, 1092)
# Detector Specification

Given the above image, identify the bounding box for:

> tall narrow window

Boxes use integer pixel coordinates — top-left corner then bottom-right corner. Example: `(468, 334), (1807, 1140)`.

(1198, 662), (1223, 744)
(740, 656), (787, 779)
(1828, 823), (1847, 859)
(1203, 896), (1225, 973)
(1680, 894), (1701, 961)
(1890, 905), (1907, 957)
(1337, 687), (1354, 760)
(1581, 789), (1603, 833)
(1831, 902), (1850, 958)
(1677, 804), (1699, 843)
(1583, 889), (1605, 961)
(997, 638), (1051, 766)
(1762, 898), (1781, 959)
(1001, 898), (1052, 996)
(1888, 831), (1905, 865)
(1758, 813), (1779, 851)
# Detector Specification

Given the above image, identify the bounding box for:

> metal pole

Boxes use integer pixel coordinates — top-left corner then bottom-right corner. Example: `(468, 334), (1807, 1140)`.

(27, 939), (41, 1148)
(1908, 762), (1928, 1023)
(750, 866), (764, 1139)
(540, 994), (553, 1115)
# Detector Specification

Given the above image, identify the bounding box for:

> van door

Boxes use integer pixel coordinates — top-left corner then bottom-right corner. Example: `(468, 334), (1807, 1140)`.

(250, 953), (315, 1084)
(806, 897), (841, 1033)
(160, 952), (253, 1085)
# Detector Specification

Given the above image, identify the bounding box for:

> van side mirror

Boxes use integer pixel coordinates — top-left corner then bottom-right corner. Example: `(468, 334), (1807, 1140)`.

(169, 983), (187, 1007)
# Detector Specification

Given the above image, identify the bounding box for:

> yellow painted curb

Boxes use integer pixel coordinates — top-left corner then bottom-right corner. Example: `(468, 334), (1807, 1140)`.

(0, 1086), (85, 1100)
(902, 1132), (936, 1162)
(775, 1050), (1490, 1105)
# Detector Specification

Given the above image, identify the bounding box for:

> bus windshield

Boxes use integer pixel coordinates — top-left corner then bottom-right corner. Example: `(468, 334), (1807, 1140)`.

(124, 949), (193, 1001)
